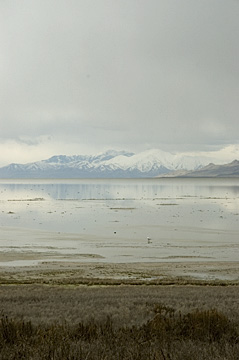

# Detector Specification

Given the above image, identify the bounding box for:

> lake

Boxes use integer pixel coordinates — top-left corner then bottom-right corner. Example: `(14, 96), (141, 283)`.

(0, 178), (238, 266)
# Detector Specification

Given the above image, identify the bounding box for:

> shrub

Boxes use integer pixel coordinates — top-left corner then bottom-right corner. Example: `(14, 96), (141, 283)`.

(0, 306), (238, 359)
(177, 309), (238, 342)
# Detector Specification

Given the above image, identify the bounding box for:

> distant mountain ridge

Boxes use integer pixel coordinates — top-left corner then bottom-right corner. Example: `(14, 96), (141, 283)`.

(0, 149), (238, 178)
(163, 160), (239, 178)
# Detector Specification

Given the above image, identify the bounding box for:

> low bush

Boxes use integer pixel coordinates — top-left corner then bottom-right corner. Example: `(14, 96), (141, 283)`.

(0, 306), (238, 359)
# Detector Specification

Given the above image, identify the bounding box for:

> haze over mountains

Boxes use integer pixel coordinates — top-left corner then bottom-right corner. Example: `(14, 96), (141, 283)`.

(0, 149), (238, 178)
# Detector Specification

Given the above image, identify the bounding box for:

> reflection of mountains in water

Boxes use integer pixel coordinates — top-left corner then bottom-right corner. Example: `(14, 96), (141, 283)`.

(1, 178), (239, 201)
(1, 181), (169, 201)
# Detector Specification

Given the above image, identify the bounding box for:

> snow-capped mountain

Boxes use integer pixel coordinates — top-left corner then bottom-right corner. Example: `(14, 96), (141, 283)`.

(0, 149), (232, 178)
(164, 160), (239, 178)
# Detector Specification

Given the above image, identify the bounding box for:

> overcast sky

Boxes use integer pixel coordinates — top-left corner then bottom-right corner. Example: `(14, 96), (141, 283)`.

(0, 0), (239, 166)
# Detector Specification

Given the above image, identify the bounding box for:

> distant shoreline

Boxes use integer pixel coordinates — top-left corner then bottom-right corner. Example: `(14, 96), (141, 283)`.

(1, 260), (239, 286)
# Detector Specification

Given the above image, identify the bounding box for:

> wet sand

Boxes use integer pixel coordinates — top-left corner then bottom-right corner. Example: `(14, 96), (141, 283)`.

(0, 179), (238, 285)
(0, 227), (238, 284)
(0, 226), (238, 285)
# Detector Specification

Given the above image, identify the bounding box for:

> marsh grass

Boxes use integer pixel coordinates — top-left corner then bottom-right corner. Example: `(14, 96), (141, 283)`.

(0, 306), (238, 359)
(0, 284), (238, 359)
(1, 272), (238, 287)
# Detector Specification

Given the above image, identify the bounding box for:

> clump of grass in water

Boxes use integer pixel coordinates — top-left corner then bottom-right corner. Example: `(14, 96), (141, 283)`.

(0, 306), (238, 359)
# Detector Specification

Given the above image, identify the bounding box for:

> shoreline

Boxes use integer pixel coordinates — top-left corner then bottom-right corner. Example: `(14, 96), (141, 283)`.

(1, 259), (239, 285)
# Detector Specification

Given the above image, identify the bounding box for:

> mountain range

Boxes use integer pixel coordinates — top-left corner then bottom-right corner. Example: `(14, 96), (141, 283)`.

(0, 149), (238, 178)
(163, 160), (239, 178)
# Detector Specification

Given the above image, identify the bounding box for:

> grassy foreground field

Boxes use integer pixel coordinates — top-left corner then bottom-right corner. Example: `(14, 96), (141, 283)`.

(0, 283), (238, 359)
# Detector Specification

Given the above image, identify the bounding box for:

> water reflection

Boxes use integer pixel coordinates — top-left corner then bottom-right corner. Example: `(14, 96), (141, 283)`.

(0, 179), (238, 264)
(1, 178), (239, 201)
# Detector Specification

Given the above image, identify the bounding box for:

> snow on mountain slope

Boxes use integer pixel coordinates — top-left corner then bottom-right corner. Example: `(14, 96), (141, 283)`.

(100, 149), (174, 172)
(172, 154), (216, 171)
(97, 149), (218, 172)
(0, 148), (232, 178)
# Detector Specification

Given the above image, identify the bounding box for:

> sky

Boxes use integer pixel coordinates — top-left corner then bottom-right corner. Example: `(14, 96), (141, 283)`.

(0, 0), (239, 166)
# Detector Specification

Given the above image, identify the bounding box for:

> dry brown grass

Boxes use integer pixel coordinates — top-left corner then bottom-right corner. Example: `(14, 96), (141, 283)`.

(0, 284), (238, 326)
(0, 304), (238, 359)
(0, 284), (238, 359)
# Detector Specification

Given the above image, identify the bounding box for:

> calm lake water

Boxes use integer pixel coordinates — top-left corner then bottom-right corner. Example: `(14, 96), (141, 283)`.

(0, 178), (238, 264)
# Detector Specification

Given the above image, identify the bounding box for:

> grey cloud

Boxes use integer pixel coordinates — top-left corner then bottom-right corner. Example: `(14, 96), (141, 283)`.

(0, 0), (238, 159)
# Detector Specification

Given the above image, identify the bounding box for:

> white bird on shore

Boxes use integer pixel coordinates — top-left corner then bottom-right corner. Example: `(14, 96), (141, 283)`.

(147, 236), (152, 243)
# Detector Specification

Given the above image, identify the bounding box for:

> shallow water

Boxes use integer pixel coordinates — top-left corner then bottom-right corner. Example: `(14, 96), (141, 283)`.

(0, 178), (238, 265)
